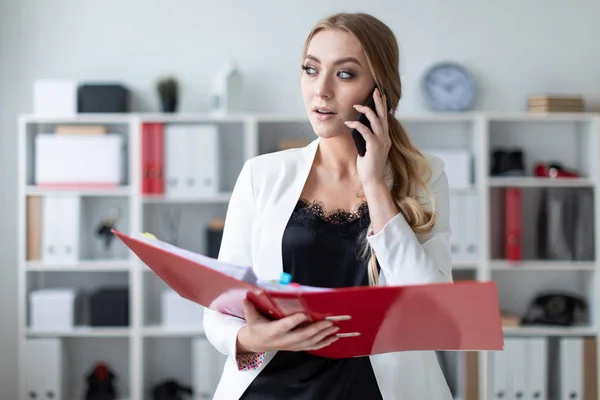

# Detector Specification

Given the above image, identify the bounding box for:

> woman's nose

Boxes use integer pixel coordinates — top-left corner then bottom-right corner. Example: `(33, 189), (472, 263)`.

(314, 75), (333, 99)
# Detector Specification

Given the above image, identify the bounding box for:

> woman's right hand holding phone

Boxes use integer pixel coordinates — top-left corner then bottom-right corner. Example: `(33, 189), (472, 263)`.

(236, 298), (339, 353)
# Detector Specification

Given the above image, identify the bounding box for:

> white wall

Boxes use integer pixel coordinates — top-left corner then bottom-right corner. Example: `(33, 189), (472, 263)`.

(1, 0), (600, 397)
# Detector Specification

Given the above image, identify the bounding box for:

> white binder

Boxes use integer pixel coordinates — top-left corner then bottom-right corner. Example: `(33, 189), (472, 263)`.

(449, 192), (479, 264)
(526, 337), (548, 399)
(449, 193), (464, 262)
(560, 337), (583, 399)
(165, 125), (188, 197)
(25, 339), (65, 400)
(41, 194), (80, 265)
(165, 124), (219, 197)
(25, 339), (44, 400)
(188, 125), (219, 196)
(507, 338), (527, 399)
(463, 193), (479, 262)
(490, 346), (509, 399)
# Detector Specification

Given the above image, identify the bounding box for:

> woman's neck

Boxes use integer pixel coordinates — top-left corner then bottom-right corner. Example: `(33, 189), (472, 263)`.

(314, 136), (359, 180)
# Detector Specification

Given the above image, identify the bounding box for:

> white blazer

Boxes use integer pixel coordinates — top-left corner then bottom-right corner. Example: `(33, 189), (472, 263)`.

(203, 137), (455, 399)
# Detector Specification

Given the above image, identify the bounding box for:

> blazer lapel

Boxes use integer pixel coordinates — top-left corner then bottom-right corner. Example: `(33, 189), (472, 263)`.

(254, 138), (319, 280)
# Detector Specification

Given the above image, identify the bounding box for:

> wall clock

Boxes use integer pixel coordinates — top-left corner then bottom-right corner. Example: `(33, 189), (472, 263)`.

(421, 62), (476, 112)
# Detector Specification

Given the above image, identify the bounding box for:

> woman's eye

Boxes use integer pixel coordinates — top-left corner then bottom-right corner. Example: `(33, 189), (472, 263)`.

(302, 65), (317, 75)
(338, 71), (354, 79)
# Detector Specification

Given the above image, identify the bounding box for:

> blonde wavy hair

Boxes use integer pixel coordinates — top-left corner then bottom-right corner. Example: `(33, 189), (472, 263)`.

(302, 13), (437, 286)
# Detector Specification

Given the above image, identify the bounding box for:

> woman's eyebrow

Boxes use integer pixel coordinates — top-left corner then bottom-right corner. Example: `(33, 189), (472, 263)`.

(305, 54), (362, 67)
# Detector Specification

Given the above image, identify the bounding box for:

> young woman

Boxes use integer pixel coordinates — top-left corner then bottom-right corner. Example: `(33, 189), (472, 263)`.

(203, 12), (454, 400)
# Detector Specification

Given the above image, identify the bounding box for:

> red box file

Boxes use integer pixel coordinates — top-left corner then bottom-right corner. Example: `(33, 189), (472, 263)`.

(505, 188), (522, 261)
(114, 230), (504, 358)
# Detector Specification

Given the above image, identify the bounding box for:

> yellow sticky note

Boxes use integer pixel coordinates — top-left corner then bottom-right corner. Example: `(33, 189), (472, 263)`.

(141, 232), (157, 240)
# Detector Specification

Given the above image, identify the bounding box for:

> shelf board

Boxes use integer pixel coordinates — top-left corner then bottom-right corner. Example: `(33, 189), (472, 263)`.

(486, 112), (597, 122)
(488, 177), (594, 188)
(26, 185), (131, 197)
(19, 111), (600, 125)
(21, 113), (133, 124)
(143, 192), (232, 204)
(491, 260), (595, 271)
(143, 325), (206, 337)
(453, 261), (479, 270)
(396, 112), (479, 122)
(449, 186), (478, 194)
(502, 325), (596, 336)
(137, 112), (251, 123)
(25, 259), (132, 271)
(26, 326), (131, 338)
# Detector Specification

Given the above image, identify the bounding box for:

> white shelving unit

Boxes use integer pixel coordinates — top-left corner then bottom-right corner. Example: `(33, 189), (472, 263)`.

(17, 111), (600, 400)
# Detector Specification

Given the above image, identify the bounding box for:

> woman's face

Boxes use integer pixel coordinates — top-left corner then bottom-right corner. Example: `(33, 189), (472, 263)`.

(301, 29), (376, 139)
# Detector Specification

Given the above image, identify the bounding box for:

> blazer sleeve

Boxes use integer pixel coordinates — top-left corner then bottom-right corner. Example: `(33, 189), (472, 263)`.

(202, 159), (265, 371)
(367, 163), (453, 285)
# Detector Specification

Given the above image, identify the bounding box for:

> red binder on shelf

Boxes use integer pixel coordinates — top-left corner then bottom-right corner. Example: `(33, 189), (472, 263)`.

(114, 230), (504, 358)
(141, 123), (152, 194)
(141, 123), (165, 195)
(505, 188), (522, 261)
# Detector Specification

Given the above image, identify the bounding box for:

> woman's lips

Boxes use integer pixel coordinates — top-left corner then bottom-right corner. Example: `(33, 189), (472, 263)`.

(313, 109), (337, 121)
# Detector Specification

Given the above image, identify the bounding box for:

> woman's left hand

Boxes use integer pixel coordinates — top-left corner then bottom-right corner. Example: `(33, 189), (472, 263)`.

(344, 87), (392, 185)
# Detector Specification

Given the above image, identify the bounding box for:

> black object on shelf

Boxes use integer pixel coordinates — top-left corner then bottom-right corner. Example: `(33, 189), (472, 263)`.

(89, 287), (129, 326)
(206, 219), (224, 259)
(536, 188), (595, 261)
(156, 77), (179, 113)
(490, 148), (525, 176)
(521, 292), (587, 326)
(78, 84), (130, 113)
(152, 379), (193, 400)
(85, 362), (118, 400)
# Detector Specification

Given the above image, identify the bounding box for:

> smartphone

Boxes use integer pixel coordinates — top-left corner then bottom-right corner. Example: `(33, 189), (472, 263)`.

(350, 92), (377, 157)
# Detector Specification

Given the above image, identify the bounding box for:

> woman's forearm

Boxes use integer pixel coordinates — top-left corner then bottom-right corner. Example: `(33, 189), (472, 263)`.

(363, 180), (398, 234)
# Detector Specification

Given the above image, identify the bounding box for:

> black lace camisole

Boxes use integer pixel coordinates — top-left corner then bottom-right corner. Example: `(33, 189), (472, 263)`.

(239, 198), (383, 400)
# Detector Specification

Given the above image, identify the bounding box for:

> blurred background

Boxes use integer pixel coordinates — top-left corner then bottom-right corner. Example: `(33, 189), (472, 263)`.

(2, 0), (600, 399)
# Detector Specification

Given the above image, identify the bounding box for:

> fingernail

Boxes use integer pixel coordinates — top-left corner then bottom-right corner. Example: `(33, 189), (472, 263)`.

(336, 332), (361, 338)
(325, 315), (352, 321)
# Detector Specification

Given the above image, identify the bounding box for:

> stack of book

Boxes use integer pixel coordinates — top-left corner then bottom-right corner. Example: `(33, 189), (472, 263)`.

(527, 94), (584, 112)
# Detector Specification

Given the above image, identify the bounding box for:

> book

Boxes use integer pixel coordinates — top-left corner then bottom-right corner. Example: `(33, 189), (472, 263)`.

(114, 230), (504, 358)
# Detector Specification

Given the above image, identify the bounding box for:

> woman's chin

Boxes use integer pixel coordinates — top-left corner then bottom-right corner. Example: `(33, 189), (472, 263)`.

(313, 128), (345, 139)
(309, 119), (347, 139)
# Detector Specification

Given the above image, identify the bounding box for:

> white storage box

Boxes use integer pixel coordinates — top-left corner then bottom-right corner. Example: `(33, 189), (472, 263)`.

(161, 289), (204, 329)
(33, 79), (78, 117)
(29, 288), (77, 331)
(425, 149), (472, 188)
(34, 133), (125, 187)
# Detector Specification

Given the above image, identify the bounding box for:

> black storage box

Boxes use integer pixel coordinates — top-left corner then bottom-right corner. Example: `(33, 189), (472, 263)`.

(206, 219), (224, 259)
(89, 287), (129, 327)
(78, 84), (130, 113)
